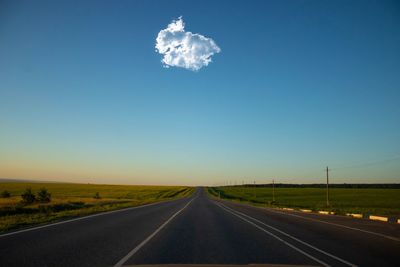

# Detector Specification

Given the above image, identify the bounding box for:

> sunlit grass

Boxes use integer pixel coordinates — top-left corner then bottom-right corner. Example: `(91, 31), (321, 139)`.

(208, 186), (400, 217)
(0, 182), (193, 233)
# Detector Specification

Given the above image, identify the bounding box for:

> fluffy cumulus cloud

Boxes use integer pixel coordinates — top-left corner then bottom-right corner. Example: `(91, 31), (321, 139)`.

(155, 17), (221, 71)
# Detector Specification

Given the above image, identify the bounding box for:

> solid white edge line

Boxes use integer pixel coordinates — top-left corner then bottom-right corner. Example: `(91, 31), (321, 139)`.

(113, 197), (195, 267)
(0, 198), (184, 238)
(219, 202), (357, 267)
(261, 205), (400, 242)
(215, 203), (331, 267)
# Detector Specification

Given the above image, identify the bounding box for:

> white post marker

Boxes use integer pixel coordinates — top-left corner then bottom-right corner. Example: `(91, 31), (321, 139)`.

(369, 215), (388, 222)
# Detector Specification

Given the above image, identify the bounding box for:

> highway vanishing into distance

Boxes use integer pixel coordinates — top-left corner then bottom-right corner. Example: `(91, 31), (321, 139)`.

(0, 188), (399, 267)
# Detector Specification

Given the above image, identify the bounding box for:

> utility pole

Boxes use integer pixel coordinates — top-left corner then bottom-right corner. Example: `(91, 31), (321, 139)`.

(254, 180), (256, 199)
(326, 166), (330, 207)
(272, 179), (275, 203)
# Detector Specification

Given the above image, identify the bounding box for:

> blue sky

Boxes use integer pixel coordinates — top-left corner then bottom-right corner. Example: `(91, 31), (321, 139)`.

(1, 0), (399, 185)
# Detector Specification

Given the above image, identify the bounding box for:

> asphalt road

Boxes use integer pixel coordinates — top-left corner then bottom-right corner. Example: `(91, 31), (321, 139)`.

(0, 188), (399, 267)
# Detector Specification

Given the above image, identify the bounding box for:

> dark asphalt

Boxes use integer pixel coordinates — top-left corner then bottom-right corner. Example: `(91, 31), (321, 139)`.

(0, 188), (399, 267)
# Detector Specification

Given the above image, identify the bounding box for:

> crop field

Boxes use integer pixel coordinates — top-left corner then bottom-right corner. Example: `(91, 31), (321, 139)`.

(208, 186), (400, 217)
(0, 182), (193, 233)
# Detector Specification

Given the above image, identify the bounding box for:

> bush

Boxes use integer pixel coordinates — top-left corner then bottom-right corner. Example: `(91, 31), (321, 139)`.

(21, 187), (36, 204)
(37, 188), (51, 202)
(1, 190), (11, 198)
(51, 202), (86, 212)
(93, 192), (101, 199)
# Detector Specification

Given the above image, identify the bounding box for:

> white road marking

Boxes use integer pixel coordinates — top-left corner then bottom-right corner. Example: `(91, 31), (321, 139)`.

(0, 199), (182, 238)
(261, 206), (400, 242)
(221, 204), (357, 266)
(113, 197), (195, 267)
(215, 203), (331, 267)
(218, 203), (357, 267)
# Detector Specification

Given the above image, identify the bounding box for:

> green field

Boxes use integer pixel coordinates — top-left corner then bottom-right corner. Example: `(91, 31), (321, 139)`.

(0, 182), (193, 233)
(208, 186), (400, 217)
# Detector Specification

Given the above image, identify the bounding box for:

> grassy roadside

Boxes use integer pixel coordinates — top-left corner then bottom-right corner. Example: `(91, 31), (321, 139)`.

(0, 183), (194, 233)
(207, 186), (400, 218)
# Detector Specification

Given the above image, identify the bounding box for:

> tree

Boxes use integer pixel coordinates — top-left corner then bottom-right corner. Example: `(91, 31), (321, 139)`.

(1, 190), (11, 198)
(21, 187), (36, 204)
(37, 188), (51, 202)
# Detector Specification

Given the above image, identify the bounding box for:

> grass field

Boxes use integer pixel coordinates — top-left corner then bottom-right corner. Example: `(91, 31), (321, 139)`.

(208, 186), (400, 217)
(0, 182), (193, 233)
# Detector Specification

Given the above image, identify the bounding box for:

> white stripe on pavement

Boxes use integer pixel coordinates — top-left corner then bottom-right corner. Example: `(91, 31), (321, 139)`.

(0, 199), (181, 238)
(113, 197), (195, 267)
(259, 206), (400, 242)
(216, 202), (332, 267)
(218, 202), (357, 267)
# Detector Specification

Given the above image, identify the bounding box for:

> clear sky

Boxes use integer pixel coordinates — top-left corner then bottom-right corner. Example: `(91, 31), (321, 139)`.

(1, 0), (399, 186)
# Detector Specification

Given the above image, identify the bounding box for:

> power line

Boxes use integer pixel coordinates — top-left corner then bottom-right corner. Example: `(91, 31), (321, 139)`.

(331, 154), (400, 170)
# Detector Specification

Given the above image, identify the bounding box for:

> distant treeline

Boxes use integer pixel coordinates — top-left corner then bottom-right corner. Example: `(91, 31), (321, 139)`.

(236, 183), (400, 189)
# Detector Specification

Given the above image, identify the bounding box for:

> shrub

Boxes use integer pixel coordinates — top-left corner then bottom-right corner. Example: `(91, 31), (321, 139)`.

(37, 188), (51, 202)
(93, 192), (101, 199)
(1, 190), (11, 198)
(21, 187), (36, 204)
(38, 205), (52, 215)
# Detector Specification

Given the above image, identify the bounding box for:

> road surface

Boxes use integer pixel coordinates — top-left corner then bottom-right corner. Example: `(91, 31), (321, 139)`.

(0, 188), (399, 266)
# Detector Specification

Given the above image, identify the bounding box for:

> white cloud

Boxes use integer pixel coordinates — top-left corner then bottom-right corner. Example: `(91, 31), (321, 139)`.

(155, 17), (221, 71)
